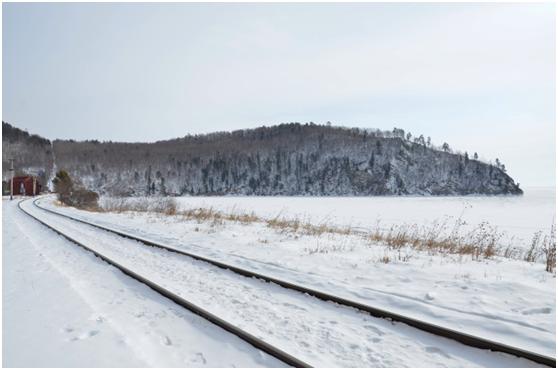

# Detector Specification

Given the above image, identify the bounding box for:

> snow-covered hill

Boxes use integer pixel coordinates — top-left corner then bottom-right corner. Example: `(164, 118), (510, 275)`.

(3, 122), (522, 196)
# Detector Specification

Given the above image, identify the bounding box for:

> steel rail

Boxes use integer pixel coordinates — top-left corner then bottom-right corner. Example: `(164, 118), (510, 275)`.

(18, 198), (311, 368)
(33, 197), (556, 367)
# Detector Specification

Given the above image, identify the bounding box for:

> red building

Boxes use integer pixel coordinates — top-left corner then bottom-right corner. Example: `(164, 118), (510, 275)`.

(10, 176), (42, 196)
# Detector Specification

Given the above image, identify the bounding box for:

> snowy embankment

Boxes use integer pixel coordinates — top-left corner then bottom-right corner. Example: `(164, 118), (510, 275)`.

(3, 199), (283, 367)
(13, 197), (546, 367)
(36, 195), (556, 360)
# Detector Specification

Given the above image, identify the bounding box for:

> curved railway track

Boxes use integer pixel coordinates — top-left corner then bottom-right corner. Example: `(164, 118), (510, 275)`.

(18, 198), (310, 368)
(23, 196), (556, 367)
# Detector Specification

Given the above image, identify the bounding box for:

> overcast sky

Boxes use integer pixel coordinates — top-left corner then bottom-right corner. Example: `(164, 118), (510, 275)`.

(3, 2), (555, 186)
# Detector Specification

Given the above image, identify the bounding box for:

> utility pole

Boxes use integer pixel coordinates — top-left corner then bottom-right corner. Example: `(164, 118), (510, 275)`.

(9, 158), (14, 201)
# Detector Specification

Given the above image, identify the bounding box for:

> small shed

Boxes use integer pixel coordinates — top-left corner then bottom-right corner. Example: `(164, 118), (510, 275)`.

(10, 176), (42, 196)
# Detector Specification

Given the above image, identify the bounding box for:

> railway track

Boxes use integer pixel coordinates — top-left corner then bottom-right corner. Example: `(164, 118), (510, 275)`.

(18, 198), (310, 368)
(24, 196), (556, 367)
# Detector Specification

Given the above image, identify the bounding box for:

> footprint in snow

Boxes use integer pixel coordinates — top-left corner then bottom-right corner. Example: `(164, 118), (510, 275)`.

(425, 292), (436, 301)
(191, 352), (206, 365)
(162, 335), (172, 346)
(521, 307), (552, 315)
(364, 325), (385, 336)
(282, 302), (307, 311)
(425, 346), (451, 359)
(81, 330), (100, 339)
(69, 330), (100, 342)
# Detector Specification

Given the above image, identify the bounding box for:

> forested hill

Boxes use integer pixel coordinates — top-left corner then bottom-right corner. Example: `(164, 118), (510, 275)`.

(2, 122), (522, 196)
(2, 122), (53, 186)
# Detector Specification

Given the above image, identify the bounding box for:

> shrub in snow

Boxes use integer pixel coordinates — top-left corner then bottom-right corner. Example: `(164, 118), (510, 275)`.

(53, 170), (99, 209)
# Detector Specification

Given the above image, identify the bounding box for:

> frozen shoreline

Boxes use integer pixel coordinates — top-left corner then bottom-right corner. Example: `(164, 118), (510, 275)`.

(38, 195), (556, 358)
(101, 186), (555, 251)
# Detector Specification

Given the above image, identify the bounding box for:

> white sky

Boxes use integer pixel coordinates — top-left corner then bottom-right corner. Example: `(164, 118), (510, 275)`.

(3, 2), (555, 186)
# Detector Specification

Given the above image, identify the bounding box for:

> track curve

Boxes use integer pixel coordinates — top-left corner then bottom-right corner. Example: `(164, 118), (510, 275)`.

(18, 198), (311, 368)
(30, 196), (556, 367)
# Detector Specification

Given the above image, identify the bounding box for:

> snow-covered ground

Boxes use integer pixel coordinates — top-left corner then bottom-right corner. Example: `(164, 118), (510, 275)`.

(2, 198), (284, 367)
(12, 197), (548, 367)
(168, 186), (555, 250)
(34, 194), (556, 363)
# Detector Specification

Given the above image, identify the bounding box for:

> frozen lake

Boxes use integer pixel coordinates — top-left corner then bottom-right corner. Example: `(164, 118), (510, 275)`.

(175, 187), (555, 248)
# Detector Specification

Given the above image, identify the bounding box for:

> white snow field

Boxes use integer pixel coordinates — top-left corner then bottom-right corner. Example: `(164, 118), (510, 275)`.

(2, 199), (284, 367)
(168, 186), (555, 250)
(30, 194), (555, 366)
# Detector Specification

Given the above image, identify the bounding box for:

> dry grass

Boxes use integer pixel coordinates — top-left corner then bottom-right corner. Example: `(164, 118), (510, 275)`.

(543, 222), (556, 273)
(266, 215), (353, 237)
(524, 222), (556, 274)
(95, 197), (556, 270)
(525, 231), (543, 263)
(101, 197), (177, 215)
(379, 255), (391, 264)
(364, 218), (504, 262)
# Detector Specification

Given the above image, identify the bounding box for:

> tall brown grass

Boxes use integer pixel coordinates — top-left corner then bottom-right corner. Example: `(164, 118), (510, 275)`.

(95, 197), (555, 270)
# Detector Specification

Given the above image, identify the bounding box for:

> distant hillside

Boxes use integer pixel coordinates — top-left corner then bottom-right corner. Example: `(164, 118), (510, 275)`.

(2, 122), (53, 186)
(2, 122), (522, 196)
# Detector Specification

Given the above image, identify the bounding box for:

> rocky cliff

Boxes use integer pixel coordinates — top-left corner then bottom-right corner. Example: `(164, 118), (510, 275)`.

(2, 122), (522, 196)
